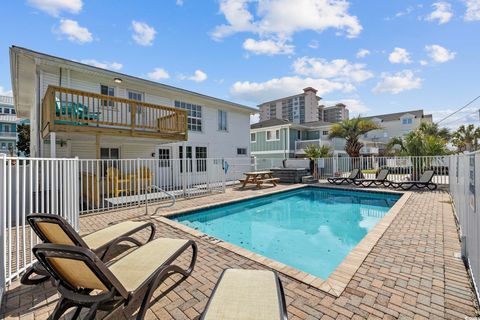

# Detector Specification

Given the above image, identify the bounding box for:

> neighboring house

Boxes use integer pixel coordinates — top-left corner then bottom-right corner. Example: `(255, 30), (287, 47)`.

(250, 119), (347, 159)
(251, 109), (432, 159)
(0, 95), (21, 155)
(10, 46), (254, 165)
(258, 87), (322, 124)
(360, 110), (433, 150)
(322, 103), (349, 123)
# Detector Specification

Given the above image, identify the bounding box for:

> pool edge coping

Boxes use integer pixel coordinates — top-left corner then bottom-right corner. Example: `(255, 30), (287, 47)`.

(153, 184), (412, 297)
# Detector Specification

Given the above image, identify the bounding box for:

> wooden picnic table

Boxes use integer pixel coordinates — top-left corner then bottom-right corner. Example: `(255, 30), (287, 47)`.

(240, 171), (280, 188)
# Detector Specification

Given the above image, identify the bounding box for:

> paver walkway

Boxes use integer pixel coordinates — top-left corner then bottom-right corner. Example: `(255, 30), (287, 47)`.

(1, 185), (478, 319)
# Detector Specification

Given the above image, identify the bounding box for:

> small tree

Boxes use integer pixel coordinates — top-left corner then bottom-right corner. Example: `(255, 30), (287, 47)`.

(304, 144), (332, 176)
(328, 117), (382, 157)
(16, 123), (30, 157)
(452, 124), (480, 153)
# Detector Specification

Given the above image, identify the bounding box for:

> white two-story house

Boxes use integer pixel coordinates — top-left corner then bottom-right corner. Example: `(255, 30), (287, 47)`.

(10, 46), (254, 163)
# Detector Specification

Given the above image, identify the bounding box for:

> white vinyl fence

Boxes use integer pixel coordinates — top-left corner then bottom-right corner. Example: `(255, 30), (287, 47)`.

(450, 151), (480, 299)
(0, 156), (79, 299)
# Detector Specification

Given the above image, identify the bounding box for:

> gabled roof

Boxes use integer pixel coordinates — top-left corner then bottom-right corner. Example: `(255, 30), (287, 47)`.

(250, 119), (290, 129)
(361, 109), (430, 122)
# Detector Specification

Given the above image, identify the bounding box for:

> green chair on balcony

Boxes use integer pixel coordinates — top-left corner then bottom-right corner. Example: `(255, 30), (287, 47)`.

(55, 97), (99, 125)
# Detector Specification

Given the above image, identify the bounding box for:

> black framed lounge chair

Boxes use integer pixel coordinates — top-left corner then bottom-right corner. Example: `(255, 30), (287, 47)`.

(21, 213), (156, 285)
(353, 169), (390, 187)
(33, 238), (197, 320)
(197, 269), (288, 320)
(327, 168), (361, 185)
(389, 170), (437, 190)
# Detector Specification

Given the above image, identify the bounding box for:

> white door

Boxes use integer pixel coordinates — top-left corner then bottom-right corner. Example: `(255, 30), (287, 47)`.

(156, 147), (173, 189)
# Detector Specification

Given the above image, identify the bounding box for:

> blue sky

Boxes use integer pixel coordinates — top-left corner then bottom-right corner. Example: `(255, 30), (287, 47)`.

(0, 0), (479, 128)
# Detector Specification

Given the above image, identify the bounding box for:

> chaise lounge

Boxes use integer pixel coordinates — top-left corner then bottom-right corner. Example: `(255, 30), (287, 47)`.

(353, 169), (390, 188)
(389, 170), (437, 190)
(21, 213), (156, 285)
(33, 237), (197, 319)
(327, 168), (361, 185)
(197, 269), (288, 320)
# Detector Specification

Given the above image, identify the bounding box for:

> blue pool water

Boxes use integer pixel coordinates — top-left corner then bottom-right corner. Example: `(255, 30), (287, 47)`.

(172, 187), (400, 279)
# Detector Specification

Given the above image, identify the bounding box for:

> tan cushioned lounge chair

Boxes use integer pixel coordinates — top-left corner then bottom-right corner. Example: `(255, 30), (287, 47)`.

(21, 213), (155, 285)
(33, 237), (197, 320)
(198, 269), (288, 320)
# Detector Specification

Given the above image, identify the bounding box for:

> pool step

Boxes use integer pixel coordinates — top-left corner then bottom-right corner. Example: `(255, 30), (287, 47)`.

(301, 175), (318, 184)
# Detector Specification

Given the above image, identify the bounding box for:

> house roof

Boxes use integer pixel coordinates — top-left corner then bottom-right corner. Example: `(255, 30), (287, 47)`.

(300, 120), (333, 127)
(361, 109), (431, 122)
(10, 46), (257, 117)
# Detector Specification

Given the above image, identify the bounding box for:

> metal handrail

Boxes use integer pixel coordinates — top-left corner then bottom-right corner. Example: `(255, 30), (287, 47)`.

(150, 185), (176, 215)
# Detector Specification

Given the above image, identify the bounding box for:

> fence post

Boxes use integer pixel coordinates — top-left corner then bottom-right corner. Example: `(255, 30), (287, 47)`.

(182, 142), (187, 197)
(0, 154), (6, 301)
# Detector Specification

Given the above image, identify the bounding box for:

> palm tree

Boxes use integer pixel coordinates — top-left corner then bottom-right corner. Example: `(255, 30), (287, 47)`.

(304, 144), (332, 176)
(452, 124), (479, 152)
(418, 122), (450, 141)
(328, 117), (382, 157)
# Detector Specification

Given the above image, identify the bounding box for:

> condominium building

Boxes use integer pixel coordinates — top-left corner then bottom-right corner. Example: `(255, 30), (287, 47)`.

(322, 103), (349, 123)
(0, 95), (20, 155)
(258, 87), (322, 124)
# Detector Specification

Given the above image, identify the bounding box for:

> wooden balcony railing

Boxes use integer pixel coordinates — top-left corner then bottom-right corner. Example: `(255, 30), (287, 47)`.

(41, 85), (188, 141)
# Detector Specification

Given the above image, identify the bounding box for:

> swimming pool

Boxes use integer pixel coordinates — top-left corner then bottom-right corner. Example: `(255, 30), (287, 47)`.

(172, 187), (401, 279)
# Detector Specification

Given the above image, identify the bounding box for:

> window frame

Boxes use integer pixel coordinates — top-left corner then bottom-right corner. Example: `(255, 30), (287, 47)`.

(237, 147), (247, 156)
(218, 110), (228, 131)
(266, 129), (281, 141)
(250, 132), (256, 143)
(100, 85), (115, 108)
(175, 100), (203, 132)
(195, 146), (208, 172)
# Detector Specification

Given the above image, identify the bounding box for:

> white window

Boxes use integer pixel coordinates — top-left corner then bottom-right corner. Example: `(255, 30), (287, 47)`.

(195, 146), (208, 172)
(402, 118), (413, 125)
(175, 101), (202, 132)
(128, 90), (143, 114)
(218, 110), (227, 131)
(266, 129), (280, 141)
(322, 130), (329, 136)
(3, 108), (9, 114)
(250, 133), (256, 142)
(237, 148), (247, 155)
(101, 85), (115, 107)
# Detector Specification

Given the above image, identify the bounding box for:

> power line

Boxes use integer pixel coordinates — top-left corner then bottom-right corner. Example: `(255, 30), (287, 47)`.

(436, 95), (480, 124)
(441, 108), (480, 127)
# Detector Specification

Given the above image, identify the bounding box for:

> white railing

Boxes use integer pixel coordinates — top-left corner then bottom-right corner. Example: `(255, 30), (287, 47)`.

(78, 158), (226, 214)
(294, 139), (331, 154)
(0, 156), (79, 298)
(253, 155), (450, 185)
(450, 151), (480, 300)
(0, 132), (17, 139)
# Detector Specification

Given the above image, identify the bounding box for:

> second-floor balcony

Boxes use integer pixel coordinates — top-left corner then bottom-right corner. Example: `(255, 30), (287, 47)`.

(0, 131), (17, 139)
(41, 85), (188, 141)
(295, 139), (332, 154)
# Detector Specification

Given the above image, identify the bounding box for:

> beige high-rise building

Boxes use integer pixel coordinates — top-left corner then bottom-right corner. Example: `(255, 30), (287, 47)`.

(323, 103), (349, 123)
(258, 87), (322, 124)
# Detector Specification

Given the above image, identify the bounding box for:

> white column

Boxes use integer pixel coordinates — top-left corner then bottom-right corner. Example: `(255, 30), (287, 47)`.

(50, 132), (56, 158)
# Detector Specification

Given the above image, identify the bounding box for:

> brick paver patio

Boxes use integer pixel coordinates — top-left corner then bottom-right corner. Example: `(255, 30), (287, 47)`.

(1, 184), (478, 319)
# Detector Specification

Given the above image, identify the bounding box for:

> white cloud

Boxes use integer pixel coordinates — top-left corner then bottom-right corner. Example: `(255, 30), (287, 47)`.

(212, 0), (362, 41)
(0, 86), (13, 97)
(308, 40), (319, 49)
(80, 59), (123, 70)
(388, 47), (412, 64)
(27, 0), (82, 16)
(176, 0), (184, 5)
(463, 0), (480, 21)
(147, 68), (170, 81)
(243, 38), (294, 55)
(292, 57), (373, 83)
(324, 99), (370, 115)
(426, 2), (453, 24)
(131, 21), (157, 46)
(179, 70), (208, 82)
(250, 113), (260, 124)
(373, 70), (422, 94)
(55, 19), (93, 44)
(425, 44), (456, 63)
(356, 49), (370, 59)
(420, 60), (429, 66)
(230, 76), (353, 103)
(427, 106), (479, 129)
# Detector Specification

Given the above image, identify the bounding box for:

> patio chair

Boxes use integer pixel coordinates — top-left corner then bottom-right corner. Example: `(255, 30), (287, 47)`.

(327, 168), (361, 185)
(132, 166), (152, 193)
(197, 269), (288, 320)
(353, 169), (390, 187)
(21, 213), (155, 286)
(106, 167), (130, 197)
(388, 170), (437, 190)
(32, 237), (197, 320)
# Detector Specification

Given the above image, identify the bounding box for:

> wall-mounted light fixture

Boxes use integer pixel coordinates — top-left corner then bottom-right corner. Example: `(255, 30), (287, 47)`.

(114, 77), (123, 84)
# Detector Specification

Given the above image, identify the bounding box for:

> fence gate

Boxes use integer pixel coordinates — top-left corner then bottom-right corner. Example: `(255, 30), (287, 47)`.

(0, 156), (79, 297)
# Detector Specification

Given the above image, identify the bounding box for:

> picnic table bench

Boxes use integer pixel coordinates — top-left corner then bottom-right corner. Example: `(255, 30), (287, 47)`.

(239, 171), (280, 189)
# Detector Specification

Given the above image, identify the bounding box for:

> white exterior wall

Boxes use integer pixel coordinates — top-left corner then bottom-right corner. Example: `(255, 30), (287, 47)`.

(365, 113), (432, 143)
(34, 65), (251, 160)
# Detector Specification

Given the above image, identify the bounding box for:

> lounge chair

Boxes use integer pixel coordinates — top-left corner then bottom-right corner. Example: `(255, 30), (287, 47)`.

(33, 237), (197, 319)
(389, 170), (437, 190)
(197, 269), (288, 320)
(21, 213), (155, 285)
(353, 169), (390, 187)
(327, 168), (361, 185)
